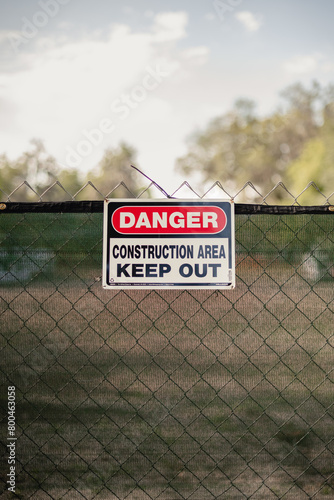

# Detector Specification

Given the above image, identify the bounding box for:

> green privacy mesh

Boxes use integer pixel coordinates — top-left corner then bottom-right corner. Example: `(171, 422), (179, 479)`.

(1, 208), (333, 499)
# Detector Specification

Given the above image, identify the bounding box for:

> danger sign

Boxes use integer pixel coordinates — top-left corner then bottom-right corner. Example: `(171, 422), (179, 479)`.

(103, 199), (235, 289)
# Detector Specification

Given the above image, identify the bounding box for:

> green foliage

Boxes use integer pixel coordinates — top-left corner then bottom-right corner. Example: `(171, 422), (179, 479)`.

(176, 81), (334, 201)
(286, 138), (326, 196)
(0, 140), (80, 201)
(0, 140), (59, 200)
(285, 100), (334, 202)
(0, 140), (143, 201)
(85, 141), (143, 199)
(1, 81), (334, 202)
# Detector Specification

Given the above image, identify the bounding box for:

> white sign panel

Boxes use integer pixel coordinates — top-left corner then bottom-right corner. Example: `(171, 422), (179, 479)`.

(103, 199), (235, 289)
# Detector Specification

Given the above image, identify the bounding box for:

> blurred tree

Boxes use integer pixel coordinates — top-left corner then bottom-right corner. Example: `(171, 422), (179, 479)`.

(0, 140), (144, 201)
(56, 169), (83, 198)
(0, 140), (60, 200)
(284, 101), (334, 202)
(176, 81), (331, 200)
(0, 154), (17, 197)
(86, 142), (143, 199)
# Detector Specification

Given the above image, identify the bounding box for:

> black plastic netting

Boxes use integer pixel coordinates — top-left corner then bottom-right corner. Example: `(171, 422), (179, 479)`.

(1, 205), (334, 499)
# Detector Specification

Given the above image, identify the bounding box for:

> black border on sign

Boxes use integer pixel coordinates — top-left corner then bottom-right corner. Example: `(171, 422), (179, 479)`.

(103, 199), (235, 289)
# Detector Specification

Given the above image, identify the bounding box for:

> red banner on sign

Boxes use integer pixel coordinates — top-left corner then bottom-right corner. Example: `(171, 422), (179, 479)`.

(112, 205), (227, 234)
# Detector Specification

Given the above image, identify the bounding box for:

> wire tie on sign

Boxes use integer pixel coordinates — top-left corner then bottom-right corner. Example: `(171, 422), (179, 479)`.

(0, 203), (6, 210)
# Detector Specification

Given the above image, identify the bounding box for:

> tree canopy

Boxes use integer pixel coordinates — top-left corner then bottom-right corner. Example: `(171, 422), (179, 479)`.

(176, 81), (334, 202)
(0, 140), (143, 201)
(1, 81), (334, 203)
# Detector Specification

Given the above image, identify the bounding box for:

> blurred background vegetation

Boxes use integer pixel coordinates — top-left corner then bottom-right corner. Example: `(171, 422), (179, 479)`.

(1, 80), (334, 203)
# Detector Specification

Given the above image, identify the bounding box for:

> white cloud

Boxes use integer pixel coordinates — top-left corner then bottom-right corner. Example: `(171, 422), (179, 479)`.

(152, 11), (188, 42)
(282, 53), (334, 76)
(283, 55), (318, 75)
(322, 61), (334, 73)
(0, 12), (209, 191)
(181, 46), (209, 65)
(0, 30), (13, 44)
(235, 11), (263, 32)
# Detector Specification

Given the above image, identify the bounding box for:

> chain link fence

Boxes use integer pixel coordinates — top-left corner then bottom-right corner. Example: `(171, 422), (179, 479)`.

(1, 181), (334, 499)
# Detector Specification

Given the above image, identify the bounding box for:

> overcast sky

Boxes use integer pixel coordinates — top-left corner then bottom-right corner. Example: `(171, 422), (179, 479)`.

(1, 0), (334, 193)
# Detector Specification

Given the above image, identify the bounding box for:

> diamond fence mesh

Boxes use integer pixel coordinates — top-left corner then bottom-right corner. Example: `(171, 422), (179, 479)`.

(1, 182), (334, 499)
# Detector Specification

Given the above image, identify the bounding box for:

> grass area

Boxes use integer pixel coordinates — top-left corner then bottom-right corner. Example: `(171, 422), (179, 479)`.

(1, 277), (333, 499)
(1, 213), (334, 499)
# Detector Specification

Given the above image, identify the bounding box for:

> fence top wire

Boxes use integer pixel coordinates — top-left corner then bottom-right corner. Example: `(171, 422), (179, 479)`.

(0, 179), (334, 209)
